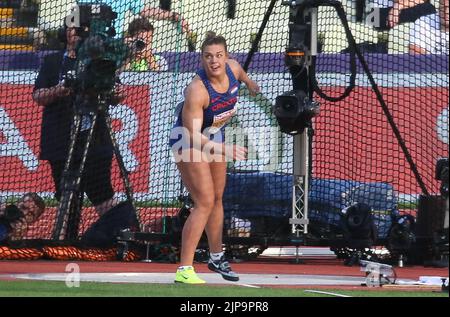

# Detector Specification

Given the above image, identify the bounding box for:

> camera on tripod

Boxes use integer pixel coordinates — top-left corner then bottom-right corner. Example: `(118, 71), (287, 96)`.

(52, 3), (130, 240)
(65, 3), (130, 96)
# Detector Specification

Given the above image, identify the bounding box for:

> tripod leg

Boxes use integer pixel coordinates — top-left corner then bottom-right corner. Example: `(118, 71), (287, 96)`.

(66, 191), (83, 241)
(103, 109), (141, 229)
(52, 111), (99, 240)
(52, 113), (82, 240)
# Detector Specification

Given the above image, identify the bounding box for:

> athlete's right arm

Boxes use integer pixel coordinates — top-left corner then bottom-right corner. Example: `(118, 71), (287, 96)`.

(181, 79), (210, 150)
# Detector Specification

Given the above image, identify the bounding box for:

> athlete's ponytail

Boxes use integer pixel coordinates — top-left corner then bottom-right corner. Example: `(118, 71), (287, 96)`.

(201, 31), (228, 53)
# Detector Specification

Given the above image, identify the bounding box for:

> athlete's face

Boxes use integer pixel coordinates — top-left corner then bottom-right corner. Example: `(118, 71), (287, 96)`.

(201, 44), (228, 78)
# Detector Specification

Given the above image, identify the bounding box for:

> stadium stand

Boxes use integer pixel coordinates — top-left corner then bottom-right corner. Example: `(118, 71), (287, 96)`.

(258, 2), (290, 53)
(13, 0), (442, 54)
(321, 21), (381, 53)
(0, 0), (40, 51)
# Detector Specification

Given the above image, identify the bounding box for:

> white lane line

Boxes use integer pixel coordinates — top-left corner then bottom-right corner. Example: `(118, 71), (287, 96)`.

(237, 283), (261, 288)
(304, 289), (351, 297)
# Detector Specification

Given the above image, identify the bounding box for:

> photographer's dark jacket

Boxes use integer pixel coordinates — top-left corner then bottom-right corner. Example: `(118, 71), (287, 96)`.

(34, 51), (113, 161)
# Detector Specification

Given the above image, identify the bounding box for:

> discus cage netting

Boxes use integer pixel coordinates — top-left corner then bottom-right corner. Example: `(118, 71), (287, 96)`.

(0, 0), (447, 262)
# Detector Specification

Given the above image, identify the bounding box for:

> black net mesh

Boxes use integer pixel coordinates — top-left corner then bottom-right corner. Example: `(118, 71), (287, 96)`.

(0, 0), (448, 262)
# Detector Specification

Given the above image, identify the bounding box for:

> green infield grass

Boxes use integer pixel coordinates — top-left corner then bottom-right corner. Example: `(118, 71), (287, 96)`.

(0, 280), (447, 297)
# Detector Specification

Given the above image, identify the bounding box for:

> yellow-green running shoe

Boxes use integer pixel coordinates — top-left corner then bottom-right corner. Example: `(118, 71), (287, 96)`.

(174, 267), (206, 284)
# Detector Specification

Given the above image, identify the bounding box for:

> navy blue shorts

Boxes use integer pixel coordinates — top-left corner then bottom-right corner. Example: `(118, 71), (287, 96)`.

(169, 126), (225, 150)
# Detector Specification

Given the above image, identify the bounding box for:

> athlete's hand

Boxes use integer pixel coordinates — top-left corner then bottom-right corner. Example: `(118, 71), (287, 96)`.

(246, 80), (260, 97)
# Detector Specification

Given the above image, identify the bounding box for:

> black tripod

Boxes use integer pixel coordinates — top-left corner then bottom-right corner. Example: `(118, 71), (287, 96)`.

(52, 92), (138, 241)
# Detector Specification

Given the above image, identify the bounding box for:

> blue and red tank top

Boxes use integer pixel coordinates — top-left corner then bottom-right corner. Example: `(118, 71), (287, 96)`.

(169, 63), (240, 147)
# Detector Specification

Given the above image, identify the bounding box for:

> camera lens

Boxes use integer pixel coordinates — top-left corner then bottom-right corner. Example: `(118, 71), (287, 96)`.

(282, 103), (295, 111)
(133, 39), (146, 51)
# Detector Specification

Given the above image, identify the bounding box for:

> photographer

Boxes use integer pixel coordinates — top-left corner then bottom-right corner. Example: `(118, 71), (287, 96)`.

(0, 193), (45, 242)
(32, 24), (119, 218)
(124, 17), (168, 71)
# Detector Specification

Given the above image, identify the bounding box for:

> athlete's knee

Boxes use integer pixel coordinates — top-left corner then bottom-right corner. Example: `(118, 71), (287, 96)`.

(213, 194), (223, 206)
(194, 196), (215, 212)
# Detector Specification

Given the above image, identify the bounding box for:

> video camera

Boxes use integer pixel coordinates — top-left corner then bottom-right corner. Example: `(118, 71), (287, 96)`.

(274, 90), (319, 135)
(0, 205), (23, 241)
(273, 0), (321, 135)
(63, 3), (130, 96)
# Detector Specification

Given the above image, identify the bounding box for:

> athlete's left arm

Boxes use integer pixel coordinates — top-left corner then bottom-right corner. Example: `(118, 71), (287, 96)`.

(228, 59), (260, 97)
